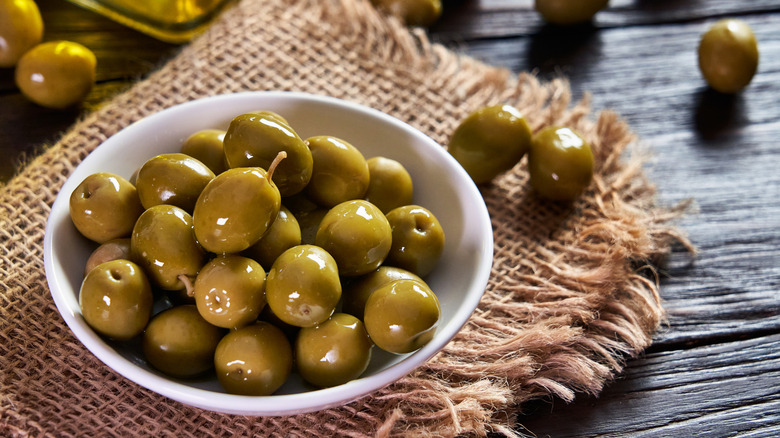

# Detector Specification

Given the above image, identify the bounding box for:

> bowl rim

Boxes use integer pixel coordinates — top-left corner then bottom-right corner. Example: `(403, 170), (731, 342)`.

(43, 90), (494, 416)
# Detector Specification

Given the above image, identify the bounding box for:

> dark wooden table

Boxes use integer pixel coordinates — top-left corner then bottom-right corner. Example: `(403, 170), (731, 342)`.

(2, 0), (779, 436)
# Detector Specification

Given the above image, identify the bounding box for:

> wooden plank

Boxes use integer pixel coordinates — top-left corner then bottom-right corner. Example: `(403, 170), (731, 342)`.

(432, 0), (780, 40)
(517, 334), (780, 437)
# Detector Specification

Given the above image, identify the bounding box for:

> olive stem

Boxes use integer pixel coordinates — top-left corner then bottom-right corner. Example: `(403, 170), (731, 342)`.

(179, 274), (195, 297)
(266, 151), (287, 184)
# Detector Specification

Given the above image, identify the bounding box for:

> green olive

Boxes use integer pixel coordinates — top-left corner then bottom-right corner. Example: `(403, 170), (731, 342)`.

(79, 259), (153, 340)
(528, 126), (594, 201)
(698, 18), (759, 94)
(135, 153), (215, 213)
(214, 322), (292, 395)
(535, 0), (609, 25)
(223, 112), (312, 196)
(242, 205), (301, 268)
(180, 129), (228, 175)
(305, 136), (370, 207)
(0, 0), (43, 67)
(364, 157), (414, 214)
(448, 105), (532, 184)
(385, 205), (445, 277)
(342, 266), (423, 320)
(370, 0), (442, 27)
(363, 278), (440, 354)
(70, 172), (144, 244)
(315, 200), (392, 277)
(142, 305), (224, 378)
(193, 167), (281, 254)
(131, 204), (206, 291)
(193, 255), (267, 329)
(295, 313), (373, 388)
(266, 245), (342, 328)
(15, 40), (96, 109)
(84, 238), (132, 276)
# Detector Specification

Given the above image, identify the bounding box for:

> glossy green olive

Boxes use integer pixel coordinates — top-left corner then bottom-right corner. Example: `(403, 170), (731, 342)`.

(364, 157), (414, 214)
(193, 167), (281, 254)
(534, 0), (609, 25)
(363, 278), (440, 354)
(0, 0), (44, 67)
(698, 19), (759, 94)
(266, 245), (341, 328)
(142, 305), (224, 378)
(371, 0), (442, 27)
(295, 313), (373, 388)
(243, 205), (301, 268)
(342, 266), (423, 320)
(135, 153), (215, 213)
(84, 238), (132, 276)
(305, 136), (370, 207)
(79, 259), (153, 340)
(315, 200), (392, 277)
(131, 204), (206, 290)
(528, 126), (594, 201)
(223, 112), (312, 196)
(193, 255), (267, 329)
(15, 40), (96, 109)
(214, 322), (292, 395)
(385, 205), (445, 277)
(70, 172), (144, 244)
(448, 105), (532, 184)
(180, 129), (228, 175)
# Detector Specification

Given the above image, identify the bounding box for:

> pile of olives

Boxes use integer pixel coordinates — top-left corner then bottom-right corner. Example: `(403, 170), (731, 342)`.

(70, 110), (446, 395)
(1, 0), (97, 109)
(448, 104), (595, 202)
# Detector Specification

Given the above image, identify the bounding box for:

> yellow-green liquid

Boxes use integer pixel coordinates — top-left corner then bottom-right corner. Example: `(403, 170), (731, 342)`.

(66, 0), (233, 43)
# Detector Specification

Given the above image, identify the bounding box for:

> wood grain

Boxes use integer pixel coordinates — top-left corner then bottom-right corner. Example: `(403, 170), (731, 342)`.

(1, 0), (779, 436)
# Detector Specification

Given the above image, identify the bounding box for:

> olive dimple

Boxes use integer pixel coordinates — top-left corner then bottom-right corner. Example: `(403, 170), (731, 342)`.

(70, 172), (144, 244)
(79, 259), (153, 341)
(385, 205), (445, 277)
(193, 255), (267, 330)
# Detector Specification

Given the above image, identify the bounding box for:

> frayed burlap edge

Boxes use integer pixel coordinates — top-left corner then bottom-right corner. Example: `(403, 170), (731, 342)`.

(0, 0), (692, 436)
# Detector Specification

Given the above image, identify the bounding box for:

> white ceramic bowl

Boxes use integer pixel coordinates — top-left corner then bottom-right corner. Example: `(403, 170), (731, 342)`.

(44, 91), (493, 416)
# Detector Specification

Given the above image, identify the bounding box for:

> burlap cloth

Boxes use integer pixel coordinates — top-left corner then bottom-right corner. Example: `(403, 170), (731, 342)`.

(0, 0), (691, 436)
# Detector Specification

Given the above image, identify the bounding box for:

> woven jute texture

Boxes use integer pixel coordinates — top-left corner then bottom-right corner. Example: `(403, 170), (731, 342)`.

(0, 0), (689, 436)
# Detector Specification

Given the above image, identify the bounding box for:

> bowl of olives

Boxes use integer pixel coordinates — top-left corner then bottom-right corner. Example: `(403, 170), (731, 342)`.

(44, 91), (493, 415)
